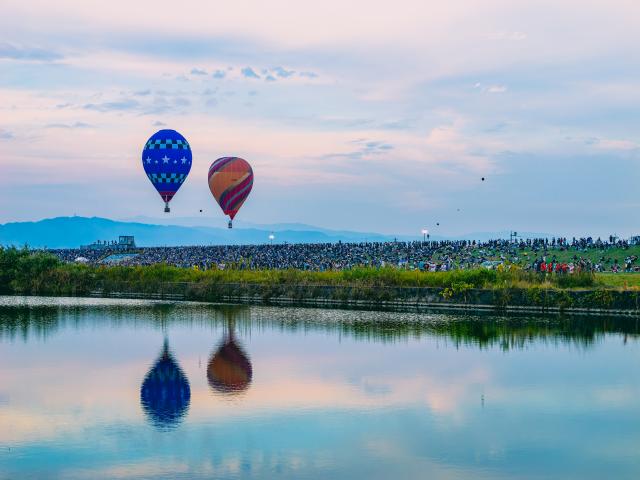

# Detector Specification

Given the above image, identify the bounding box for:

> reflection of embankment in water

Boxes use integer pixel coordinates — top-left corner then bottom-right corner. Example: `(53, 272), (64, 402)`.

(140, 338), (191, 430)
(207, 319), (253, 396)
(1, 297), (639, 350)
(0, 299), (247, 341)
(249, 308), (640, 350)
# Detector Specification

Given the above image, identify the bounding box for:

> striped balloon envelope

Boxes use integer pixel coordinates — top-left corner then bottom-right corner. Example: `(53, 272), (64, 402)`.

(208, 157), (253, 228)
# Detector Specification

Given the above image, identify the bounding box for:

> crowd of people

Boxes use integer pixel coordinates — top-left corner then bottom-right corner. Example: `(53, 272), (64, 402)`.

(45, 235), (640, 273)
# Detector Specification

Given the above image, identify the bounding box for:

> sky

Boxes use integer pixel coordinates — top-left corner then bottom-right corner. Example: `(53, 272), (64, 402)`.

(1, 0), (639, 237)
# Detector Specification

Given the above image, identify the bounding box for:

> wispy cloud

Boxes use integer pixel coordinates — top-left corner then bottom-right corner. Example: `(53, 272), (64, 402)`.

(212, 69), (226, 79)
(595, 138), (638, 151)
(241, 67), (260, 79)
(272, 66), (295, 78)
(474, 83), (508, 94)
(487, 85), (508, 94)
(83, 99), (140, 112)
(44, 122), (92, 129)
(190, 67), (207, 75)
(0, 128), (14, 140)
(322, 138), (394, 162)
(299, 71), (319, 78)
(173, 97), (191, 107)
(0, 43), (62, 61)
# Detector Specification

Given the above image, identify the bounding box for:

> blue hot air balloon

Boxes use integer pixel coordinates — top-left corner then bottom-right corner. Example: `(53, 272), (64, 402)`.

(142, 129), (192, 212)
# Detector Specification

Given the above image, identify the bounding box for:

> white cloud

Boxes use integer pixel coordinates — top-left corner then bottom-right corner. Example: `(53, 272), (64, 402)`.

(486, 85), (507, 94)
(596, 138), (638, 151)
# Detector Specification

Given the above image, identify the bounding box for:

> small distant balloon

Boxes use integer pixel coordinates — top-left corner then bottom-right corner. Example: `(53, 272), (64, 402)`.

(199, 209), (203, 213)
(481, 177), (485, 181)
(436, 222), (440, 226)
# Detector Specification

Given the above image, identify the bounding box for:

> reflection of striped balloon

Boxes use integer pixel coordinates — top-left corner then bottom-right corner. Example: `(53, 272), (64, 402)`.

(207, 337), (253, 394)
(208, 157), (253, 220)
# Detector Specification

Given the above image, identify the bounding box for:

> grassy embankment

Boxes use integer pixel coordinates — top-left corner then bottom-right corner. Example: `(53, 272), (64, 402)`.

(2, 246), (640, 311)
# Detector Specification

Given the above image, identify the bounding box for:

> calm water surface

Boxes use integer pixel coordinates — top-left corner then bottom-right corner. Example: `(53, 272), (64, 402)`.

(1, 296), (640, 479)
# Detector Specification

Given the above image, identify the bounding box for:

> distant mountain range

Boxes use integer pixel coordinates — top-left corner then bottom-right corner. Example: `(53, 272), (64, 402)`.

(0, 216), (399, 248)
(0, 216), (553, 249)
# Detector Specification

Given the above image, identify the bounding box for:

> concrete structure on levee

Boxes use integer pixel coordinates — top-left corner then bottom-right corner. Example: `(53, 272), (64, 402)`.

(81, 236), (136, 251)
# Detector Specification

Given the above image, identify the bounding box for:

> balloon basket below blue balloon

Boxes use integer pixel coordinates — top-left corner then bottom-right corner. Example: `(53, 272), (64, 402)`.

(164, 203), (170, 213)
(228, 221), (233, 229)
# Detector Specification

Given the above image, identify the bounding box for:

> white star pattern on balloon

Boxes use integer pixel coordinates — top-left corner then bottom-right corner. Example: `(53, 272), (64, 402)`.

(146, 157), (151, 164)
(181, 157), (187, 164)
(162, 155), (170, 164)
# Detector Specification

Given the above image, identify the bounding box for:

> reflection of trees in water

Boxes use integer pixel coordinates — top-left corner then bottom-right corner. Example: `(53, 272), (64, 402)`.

(0, 307), (62, 342)
(424, 319), (624, 350)
(253, 315), (640, 350)
(1, 301), (639, 350)
(0, 303), (249, 341)
(140, 338), (190, 429)
(207, 319), (253, 395)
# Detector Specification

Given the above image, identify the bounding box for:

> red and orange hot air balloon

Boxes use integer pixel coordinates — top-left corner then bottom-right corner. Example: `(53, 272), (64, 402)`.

(208, 157), (253, 228)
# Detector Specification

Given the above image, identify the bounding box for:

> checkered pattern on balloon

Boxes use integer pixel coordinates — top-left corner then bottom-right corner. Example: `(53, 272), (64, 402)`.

(142, 130), (192, 211)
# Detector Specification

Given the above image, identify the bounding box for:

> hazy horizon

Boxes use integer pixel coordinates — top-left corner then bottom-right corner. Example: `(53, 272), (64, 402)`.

(1, 214), (611, 244)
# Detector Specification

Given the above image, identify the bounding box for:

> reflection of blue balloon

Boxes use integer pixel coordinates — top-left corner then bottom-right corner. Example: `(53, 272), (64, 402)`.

(142, 129), (192, 212)
(140, 340), (190, 429)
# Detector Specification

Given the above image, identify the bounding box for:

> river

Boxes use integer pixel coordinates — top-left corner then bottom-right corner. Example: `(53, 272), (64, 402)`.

(1, 296), (639, 479)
